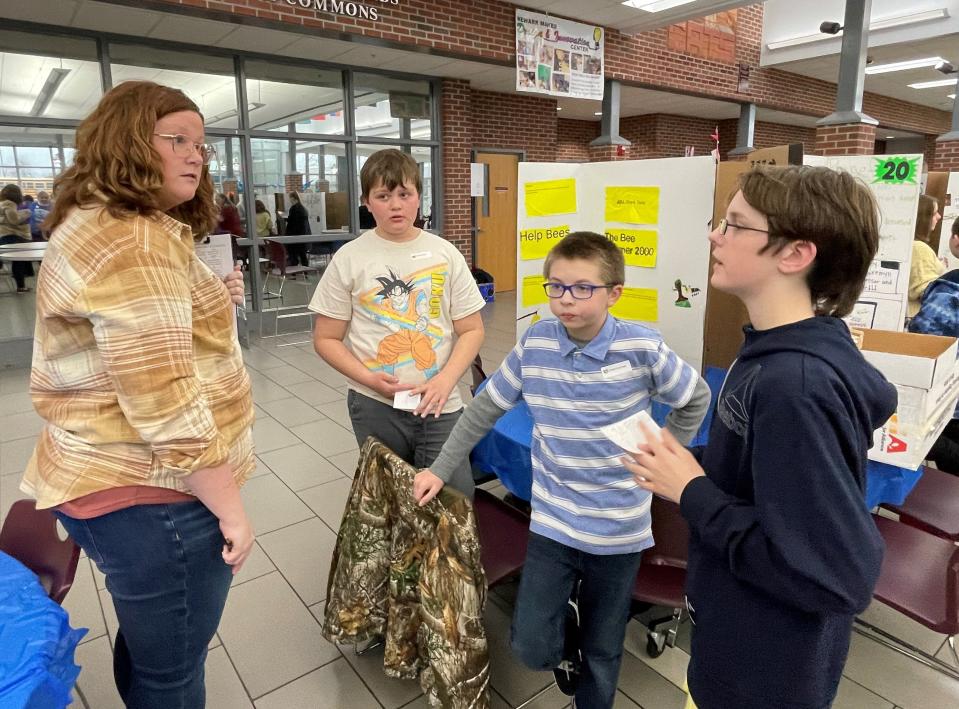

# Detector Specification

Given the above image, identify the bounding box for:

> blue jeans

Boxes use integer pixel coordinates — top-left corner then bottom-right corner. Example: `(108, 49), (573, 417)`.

(55, 502), (232, 709)
(511, 532), (643, 709)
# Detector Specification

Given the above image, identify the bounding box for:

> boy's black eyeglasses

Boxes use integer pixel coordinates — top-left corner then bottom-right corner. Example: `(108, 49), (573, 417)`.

(154, 133), (216, 165)
(543, 282), (614, 299)
(716, 217), (768, 236)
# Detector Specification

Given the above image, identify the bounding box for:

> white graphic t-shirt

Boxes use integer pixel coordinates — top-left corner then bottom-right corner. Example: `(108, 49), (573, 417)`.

(308, 229), (486, 413)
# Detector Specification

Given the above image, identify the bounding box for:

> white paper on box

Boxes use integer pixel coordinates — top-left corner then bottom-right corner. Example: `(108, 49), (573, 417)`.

(600, 409), (662, 454)
(194, 233), (234, 277)
(393, 391), (422, 411)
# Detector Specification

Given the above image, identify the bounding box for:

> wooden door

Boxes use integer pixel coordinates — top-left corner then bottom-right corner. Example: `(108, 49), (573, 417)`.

(475, 152), (518, 292)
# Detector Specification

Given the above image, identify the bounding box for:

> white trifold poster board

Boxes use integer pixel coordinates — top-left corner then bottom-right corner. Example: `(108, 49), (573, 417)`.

(515, 157), (716, 372)
(938, 172), (959, 269)
(806, 154), (923, 331)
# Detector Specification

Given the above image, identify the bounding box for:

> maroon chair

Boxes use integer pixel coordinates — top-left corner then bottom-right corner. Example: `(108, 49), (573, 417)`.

(473, 487), (530, 587)
(853, 514), (959, 680)
(263, 240), (321, 300)
(880, 466), (959, 541)
(632, 496), (690, 657)
(0, 499), (81, 605)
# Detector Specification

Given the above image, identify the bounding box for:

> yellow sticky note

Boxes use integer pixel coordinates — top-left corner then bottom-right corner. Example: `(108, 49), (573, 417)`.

(519, 225), (571, 260)
(610, 287), (658, 322)
(605, 229), (657, 268)
(605, 186), (660, 224)
(525, 178), (577, 217)
(521, 274), (548, 307)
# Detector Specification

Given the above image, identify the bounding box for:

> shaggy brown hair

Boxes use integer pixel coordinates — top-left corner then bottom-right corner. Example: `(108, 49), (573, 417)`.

(360, 148), (422, 200)
(543, 231), (625, 286)
(738, 165), (880, 318)
(46, 81), (216, 238)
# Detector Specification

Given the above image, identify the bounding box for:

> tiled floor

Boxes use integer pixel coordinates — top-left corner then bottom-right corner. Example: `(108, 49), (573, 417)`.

(2, 291), (958, 708)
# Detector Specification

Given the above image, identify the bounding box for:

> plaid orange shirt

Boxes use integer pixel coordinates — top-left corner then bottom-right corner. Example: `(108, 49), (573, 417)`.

(21, 203), (255, 509)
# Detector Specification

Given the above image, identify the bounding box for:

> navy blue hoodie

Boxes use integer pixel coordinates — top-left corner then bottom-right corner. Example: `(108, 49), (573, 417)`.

(680, 316), (897, 709)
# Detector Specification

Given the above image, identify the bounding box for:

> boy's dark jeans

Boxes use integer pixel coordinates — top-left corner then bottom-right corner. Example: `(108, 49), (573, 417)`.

(511, 532), (643, 709)
(347, 389), (474, 497)
(55, 501), (232, 709)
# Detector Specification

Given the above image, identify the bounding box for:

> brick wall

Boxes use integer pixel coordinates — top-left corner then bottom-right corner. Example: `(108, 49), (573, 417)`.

(440, 78), (472, 258)
(557, 119), (598, 162)
(126, 0), (950, 136)
(620, 115), (659, 158)
(753, 122), (817, 154)
(470, 90), (557, 161)
(934, 140), (959, 171)
(815, 123), (877, 156)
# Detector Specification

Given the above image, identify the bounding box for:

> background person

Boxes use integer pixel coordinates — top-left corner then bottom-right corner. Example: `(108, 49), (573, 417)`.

(0, 183), (35, 292)
(908, 194), (943, 319)
(284, 190), (311, 267)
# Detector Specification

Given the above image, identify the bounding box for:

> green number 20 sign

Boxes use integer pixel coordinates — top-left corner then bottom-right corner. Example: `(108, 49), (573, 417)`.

(873, 157), (919, 185)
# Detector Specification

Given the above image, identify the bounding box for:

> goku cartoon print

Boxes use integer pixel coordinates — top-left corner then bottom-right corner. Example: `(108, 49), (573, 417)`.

(363, 266), (447, 379)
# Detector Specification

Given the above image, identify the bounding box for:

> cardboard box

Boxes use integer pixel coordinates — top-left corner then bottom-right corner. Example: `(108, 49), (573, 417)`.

(870, 381), (959, 468)
(892, 367), (959, 429)
(858, 329), (957, 390)
(858, 329), (959, 467)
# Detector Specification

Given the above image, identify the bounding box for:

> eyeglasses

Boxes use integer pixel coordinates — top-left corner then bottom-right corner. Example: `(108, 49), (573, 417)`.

(154, 133), (216, 165)
(716, 217), (768, 237)
(543, 282), (613, 299)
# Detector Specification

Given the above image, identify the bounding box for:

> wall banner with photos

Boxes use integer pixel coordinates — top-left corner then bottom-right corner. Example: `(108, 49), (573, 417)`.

(515, 9), (604, 101)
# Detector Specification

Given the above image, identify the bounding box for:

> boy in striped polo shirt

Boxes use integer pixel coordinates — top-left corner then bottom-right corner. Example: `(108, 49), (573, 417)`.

(417, 231), (711, 708)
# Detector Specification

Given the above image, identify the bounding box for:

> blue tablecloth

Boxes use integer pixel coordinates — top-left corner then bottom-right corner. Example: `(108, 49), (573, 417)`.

(471, 366), (923, 510)
(0, 552), (86, 709)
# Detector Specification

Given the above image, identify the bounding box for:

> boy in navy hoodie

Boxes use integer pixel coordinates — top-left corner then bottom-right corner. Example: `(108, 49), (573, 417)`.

(625, 165), (897, 709)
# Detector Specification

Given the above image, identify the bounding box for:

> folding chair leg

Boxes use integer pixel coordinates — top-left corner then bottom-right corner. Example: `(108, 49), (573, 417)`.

(853, 618), (959, 681)
(948, 635), (959, 669)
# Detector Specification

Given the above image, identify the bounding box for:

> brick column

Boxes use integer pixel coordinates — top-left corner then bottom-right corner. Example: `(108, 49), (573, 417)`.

(283, 173), (303, 193)
(588, 145), (630, 162)
(815, 123), (877, 156)
(933, 139), (959, 171)
(440, 78), (472, 262)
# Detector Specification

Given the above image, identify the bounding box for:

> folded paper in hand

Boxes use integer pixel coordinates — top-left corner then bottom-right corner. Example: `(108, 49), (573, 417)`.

(600, 410), (662, 454)
(393, 391), (422, 411)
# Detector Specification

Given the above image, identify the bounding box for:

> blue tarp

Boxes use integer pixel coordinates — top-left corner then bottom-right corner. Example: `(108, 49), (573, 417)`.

(0, 552), (86, 709)
(471, 366), (922, 509)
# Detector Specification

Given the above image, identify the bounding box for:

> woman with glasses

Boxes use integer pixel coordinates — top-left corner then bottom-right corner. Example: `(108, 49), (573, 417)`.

(21, 81), (255, 708)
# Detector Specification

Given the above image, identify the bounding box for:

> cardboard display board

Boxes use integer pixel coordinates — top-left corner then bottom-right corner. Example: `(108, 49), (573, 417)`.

(809, 154), (923, 332)
(516, 156), (715, 371)
(703, 145), (804, 370)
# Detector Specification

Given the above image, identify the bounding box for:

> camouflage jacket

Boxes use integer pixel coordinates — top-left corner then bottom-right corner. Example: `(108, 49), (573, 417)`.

(323, 438), (490, 708)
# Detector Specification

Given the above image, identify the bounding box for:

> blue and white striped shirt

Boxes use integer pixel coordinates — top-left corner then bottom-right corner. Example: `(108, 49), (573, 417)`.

(485, 315), (699, 555)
